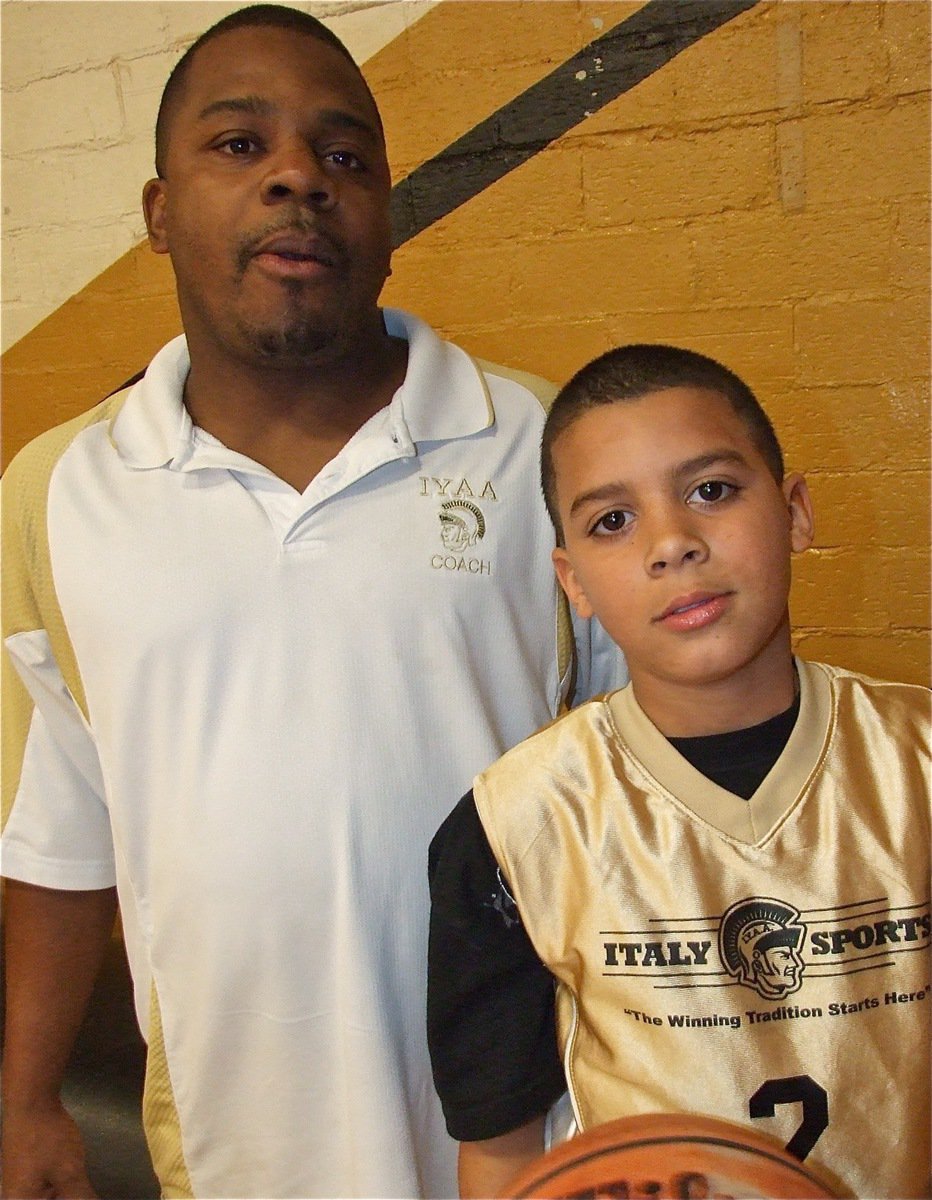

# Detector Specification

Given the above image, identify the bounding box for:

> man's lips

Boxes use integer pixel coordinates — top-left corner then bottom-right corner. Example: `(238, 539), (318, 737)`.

(654, 591), (734, 631)
(238, 228), (343, 277)
(253, 232), (339, 266)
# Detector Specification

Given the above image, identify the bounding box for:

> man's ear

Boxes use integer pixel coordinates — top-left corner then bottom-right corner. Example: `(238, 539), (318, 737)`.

(552, 548), (595, 620)
(142, 178), (170, 255)
(783, 472), (815, 554)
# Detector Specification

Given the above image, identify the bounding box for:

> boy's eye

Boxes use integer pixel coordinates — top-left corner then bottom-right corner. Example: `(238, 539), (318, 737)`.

(591, 509), (632, 536)
(688, 480), (736, 505)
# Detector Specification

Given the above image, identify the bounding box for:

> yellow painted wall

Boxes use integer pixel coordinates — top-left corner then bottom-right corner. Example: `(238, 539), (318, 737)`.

(2, 1), (929, 683)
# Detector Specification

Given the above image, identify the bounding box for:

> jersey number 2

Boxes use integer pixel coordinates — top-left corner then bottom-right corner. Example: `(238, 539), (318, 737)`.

(749, 1075), (828, 1161)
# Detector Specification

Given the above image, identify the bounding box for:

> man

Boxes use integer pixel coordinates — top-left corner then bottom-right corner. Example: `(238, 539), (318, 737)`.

(0, 7), (625, 1199)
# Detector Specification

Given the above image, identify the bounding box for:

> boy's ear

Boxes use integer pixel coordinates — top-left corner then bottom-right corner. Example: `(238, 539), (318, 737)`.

(783, 472), (815, 553)
(142, 178), (170, 255)
(552, 548), (595, 620)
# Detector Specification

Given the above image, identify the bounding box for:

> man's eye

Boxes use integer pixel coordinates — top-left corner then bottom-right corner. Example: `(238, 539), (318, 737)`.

(220, 136), (258, 155)
(325, 149), (364, 170)
(688, 480), (736, 504)
(592, 510), (631, 535)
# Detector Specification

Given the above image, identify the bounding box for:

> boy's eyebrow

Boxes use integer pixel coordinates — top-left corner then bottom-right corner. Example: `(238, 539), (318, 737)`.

(672, 449), (750, 480)
(567, 449), (751, 518)
(197, 96), (379, 138)
(568, 482), (632, 519)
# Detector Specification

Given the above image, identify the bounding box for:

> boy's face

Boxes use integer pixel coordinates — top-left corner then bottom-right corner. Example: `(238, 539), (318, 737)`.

(551, 387), (814, 731)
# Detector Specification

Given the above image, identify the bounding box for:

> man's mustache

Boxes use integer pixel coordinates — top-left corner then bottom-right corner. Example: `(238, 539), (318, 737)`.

(235, 220), (345, 275)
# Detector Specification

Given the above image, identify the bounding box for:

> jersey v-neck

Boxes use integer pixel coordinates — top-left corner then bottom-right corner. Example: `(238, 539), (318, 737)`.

(668, 691), (800, 799)
(606, 660), (834, 844)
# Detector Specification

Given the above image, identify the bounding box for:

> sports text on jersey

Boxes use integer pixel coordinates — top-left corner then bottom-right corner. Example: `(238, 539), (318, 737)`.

(600, 893), (931, 1001)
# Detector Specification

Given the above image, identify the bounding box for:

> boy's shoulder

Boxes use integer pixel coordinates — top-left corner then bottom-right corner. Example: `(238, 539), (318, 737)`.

(472, 695), (622, 867)
(475, 693), (618, 793)
(475, 662), (930, 797)
(805, 658), (929, 723)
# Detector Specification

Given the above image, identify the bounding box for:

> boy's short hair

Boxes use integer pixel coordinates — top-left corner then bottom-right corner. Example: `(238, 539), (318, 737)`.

(541, 343), (785, 542)
(154, 3), (381, 178)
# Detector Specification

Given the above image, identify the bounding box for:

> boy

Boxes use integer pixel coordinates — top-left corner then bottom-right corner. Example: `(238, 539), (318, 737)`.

(427, 344), (930, 1199)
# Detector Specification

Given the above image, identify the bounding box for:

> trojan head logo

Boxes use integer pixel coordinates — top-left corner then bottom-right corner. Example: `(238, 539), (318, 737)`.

(719, 898), (806, 1001)
(438, 500), (486, 553)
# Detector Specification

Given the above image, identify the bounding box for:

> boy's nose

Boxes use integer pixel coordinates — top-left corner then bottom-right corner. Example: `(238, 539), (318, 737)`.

(644, 519), (709, 575)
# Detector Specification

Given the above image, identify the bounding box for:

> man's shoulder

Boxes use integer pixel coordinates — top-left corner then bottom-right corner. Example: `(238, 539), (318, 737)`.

(385, 308), (558, 433)
(471, 357), (559, 412)
(3, 389), (133, 502)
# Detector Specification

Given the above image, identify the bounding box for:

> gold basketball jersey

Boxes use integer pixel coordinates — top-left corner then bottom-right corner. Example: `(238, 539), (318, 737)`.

(475, 661), (931, 1199)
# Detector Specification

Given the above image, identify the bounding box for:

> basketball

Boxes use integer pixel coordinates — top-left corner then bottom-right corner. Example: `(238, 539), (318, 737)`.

(499, 1112), (840, 1199)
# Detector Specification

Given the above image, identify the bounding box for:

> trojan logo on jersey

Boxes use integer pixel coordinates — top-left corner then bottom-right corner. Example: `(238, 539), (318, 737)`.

(438, 500), (486, 552)
(719, 898), (806, 1001)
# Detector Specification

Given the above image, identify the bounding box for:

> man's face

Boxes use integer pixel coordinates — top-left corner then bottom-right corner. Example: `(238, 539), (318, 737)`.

(143, 26), (393, 369)
(551, 388), (814, 727)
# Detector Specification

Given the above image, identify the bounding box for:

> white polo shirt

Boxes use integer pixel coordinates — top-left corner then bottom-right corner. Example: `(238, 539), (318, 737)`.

(1, 309), (626, 1199)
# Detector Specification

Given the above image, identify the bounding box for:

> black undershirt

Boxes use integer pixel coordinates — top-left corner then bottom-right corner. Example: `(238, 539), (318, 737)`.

(427, 693), (801, 1141)
(668, 690), (800, 799)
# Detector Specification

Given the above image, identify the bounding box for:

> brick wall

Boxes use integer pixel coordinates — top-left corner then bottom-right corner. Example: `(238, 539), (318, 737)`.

(2, 0), (929, 682)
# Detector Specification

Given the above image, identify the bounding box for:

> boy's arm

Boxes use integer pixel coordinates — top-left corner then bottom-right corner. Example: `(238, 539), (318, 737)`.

(1, 879), (117, 1200)
(459, 1116), (546, 1199)
(428, 793), (565, 1148)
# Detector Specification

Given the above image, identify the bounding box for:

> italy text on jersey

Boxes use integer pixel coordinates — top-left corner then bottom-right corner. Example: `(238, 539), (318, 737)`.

(601, 893), (930, 1025)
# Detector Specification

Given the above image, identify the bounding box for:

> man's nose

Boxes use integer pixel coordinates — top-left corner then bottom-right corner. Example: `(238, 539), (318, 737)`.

(261, 143), (336, 209)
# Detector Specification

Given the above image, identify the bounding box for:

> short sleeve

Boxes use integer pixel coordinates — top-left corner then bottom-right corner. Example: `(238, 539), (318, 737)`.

(2, 629), (115, 888)
(2, 442), (114, 888)
(427, 791), (565, 1141)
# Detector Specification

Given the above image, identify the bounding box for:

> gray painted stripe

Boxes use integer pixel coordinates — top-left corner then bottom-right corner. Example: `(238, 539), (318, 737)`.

(390, 0), (761, 248)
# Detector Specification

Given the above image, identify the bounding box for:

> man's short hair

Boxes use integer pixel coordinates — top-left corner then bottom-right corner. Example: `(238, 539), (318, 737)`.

(541, 343), (785, 541)
(154, 3), (381, 178)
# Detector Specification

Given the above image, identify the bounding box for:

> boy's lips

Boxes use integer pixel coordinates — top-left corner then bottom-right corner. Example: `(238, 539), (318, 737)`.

(654, 590), (734, 631)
